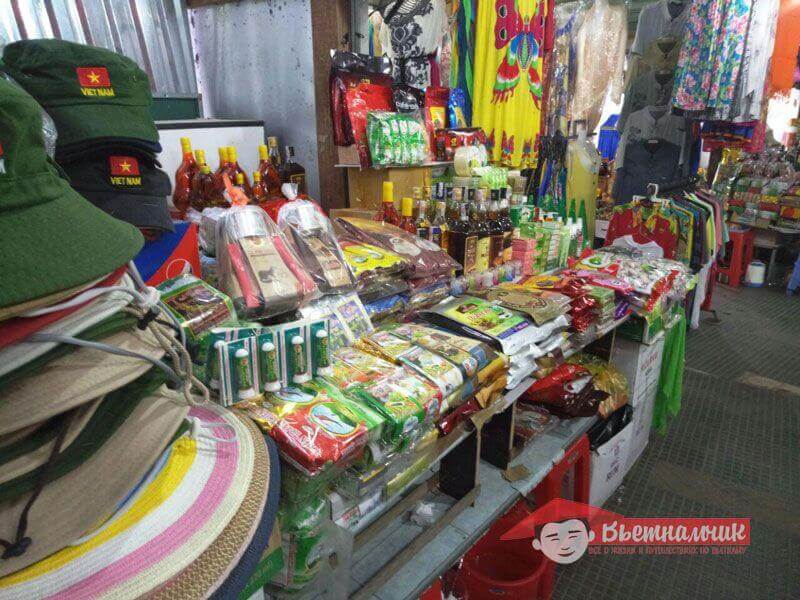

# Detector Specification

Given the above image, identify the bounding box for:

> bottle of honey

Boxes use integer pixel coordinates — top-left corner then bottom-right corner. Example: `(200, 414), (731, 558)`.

(258, 143), (282, 197)
(227, 146), (252, 195)
(172, 136), (197, 218)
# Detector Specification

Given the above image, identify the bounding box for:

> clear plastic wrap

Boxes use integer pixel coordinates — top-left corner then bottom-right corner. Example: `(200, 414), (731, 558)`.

(566, 353), (629, 419)
(199, 206), (228, 256)
(215, 205), (319, 319)
(335, 224), (409, 294)
(335, 216), (461, 279)
(366, 111), (430, 167)
(277, 199), (356, 295)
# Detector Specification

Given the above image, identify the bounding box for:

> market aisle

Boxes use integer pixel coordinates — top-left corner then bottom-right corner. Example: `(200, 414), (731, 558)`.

(553, 286), (800, 599)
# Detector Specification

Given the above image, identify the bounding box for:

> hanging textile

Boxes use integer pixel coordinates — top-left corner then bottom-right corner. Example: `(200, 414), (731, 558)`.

(598, 114), (620, 161)
(654, 305), (686, 434)
(545, 2), (584, 136)
(672, 0), (754, 120)
(732, 0), (779, 122)
(769, 0), (800, 96)
(472, 0), (549, 168)
(451, 0), (476, 124)
(569, 0), (627, 134)
(566, 133), (601, 239)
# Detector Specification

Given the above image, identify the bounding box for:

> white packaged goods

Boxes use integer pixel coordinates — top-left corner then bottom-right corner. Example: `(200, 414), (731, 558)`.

(589, 420), (633, 507)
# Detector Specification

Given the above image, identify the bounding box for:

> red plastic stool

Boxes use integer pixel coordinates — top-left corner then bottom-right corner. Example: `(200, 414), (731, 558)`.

(717, 228), (754, 288)
(533, 434), (592, 599)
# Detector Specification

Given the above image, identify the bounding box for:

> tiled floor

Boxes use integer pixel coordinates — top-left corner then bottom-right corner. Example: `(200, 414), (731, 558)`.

(553, 285), (800, 599)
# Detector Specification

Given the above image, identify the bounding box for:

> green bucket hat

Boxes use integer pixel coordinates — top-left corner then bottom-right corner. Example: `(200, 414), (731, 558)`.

(0, 78), (143, 309)
(2, 39), (159, 147)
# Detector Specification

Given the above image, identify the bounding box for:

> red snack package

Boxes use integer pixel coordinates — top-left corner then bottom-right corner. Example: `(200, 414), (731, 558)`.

(440, 128), (488, 161)
(423, 86), (450, 151)
(522, 364), (589, 403)
(345, 82), (393, 167)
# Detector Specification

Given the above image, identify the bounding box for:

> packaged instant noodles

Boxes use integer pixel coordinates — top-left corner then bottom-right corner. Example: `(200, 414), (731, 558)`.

(366, 111), (429, 167)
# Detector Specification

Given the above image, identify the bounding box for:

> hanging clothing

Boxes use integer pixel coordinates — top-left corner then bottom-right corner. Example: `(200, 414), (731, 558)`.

(672, 0), (754, 119)
(546, 1), (585, 135)
(768, 0), (800, 96)
(569, 0), (627, 134)
(626, 35), (682, 87)
(615, 106), (691, 169)
(451, 0), (476, 123)
(598, 114), (621, 160)
(654, 305), (686, 433)
(618, 69), (675, 132)
(378, 0), (448, 88)
(613, 140), (683, 204)
(630, 0), (690, 57)
(605, 200), (680, 260)
(566, 135), (601, 239)
(472, 0), (549, 167)
(732, 0), (779, 121)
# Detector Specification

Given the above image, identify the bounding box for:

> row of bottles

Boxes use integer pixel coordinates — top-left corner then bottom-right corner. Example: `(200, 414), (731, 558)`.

(172, 136), (306, 217)
(380, 181), (514, 274)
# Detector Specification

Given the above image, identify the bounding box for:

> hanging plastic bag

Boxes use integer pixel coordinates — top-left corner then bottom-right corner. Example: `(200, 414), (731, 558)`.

(216, 205), (319, 319)
(366, 111), (430, 167)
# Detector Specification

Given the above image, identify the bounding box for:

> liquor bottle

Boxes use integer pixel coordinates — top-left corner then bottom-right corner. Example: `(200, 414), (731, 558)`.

(252, 170), (268, 203)
(449, 198), (477, 273)
(430, 200), (449, 252)
(399, 197), (417, 234)
(235, 172), (253, 202)
(424, 185), (435, 223)
(380, 181), (401, 226)
(499, 188), (513, 263)
(194, 149), (206, 168)
(172, 136), (198, 217)
(473, 189), (491, 273)
(268, 136), (282, 167)
(227, 146), (252, 194)
(446, 185), (462, 235)
(280, 145), (306, 194)
(258, 143), (282, 197)
(488, 190), (504, 267)
(413, 187), (430, 238)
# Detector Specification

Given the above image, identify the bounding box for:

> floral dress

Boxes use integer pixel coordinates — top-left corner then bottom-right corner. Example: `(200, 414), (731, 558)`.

(672, 0), (753, 119)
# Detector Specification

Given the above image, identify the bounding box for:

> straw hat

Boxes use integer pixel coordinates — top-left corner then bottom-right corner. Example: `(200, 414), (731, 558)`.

(0, 399), (102, 484)
(0, 384), (188, 577)
(0, 325), (166, 435)
(0, 404), (270, 598)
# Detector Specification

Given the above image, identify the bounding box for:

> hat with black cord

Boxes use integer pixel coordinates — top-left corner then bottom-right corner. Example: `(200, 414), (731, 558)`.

(0, 77), (143, 311)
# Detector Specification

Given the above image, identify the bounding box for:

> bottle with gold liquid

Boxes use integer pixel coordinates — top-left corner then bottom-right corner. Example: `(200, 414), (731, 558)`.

(227, 146), (252, 195)
(252, 171), (268, 203)
(172, 136), (197, 217)
(258, 143), (282, 197)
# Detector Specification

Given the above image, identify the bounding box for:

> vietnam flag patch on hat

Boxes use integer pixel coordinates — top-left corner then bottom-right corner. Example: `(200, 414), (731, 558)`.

(76, 66), (114, 96)
(109, 155), (142, 185)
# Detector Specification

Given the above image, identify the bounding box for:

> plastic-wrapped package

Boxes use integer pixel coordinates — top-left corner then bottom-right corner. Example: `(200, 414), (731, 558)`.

(271, 495), (327, 591)
(566, 353), (629, 419)
(433, 128), (488, 162)
(521, 363), (609, 418)
(358, 278), (410, 304)
(393, 83), (426, 114)
(329, 50), (393, 147)
(472, 284), (572, 325)
(199, 206), (228, 256)
(262, 385), (370, 476)
(336, 226), (409, 285)
(423, 86), (449, 146)
(448, 88), (469, 128)
(366, 111), (430, 167)
(277, 199), (356, 295)
(157, 273), (237, 346)
(403, 278), (451, 311)
(216, 205), (319, 319)
(365, 293), (407, 323)
(336, 216), (460, 279)
(299, 292), (374, 350)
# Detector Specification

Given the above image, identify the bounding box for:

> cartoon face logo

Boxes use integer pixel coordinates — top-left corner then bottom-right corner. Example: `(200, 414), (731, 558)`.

(532, 518), (595, 564)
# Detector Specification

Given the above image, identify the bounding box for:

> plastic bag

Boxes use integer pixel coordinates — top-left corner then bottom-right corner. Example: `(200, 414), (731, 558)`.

(423, 86), (449, 147)
(521, 363), (609, 418)
(216, 205), (318, 319)
(393, 83), (426, 114)
(157, 273), (237, 345)
(366, 111), (430, 167)
(336, 216), (460, 279)
(346, 83), (394, 167)
(567, 353), (630, 419)
(278, 199), (356, 295)
(199, 206), (228, 256)
(448, 88), (469, 128)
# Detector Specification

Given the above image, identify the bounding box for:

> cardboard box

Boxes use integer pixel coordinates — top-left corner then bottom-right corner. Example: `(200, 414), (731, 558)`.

(627, 381), (657, 471)
(589, 420), (632, 507)
(611, 333), (665, 408)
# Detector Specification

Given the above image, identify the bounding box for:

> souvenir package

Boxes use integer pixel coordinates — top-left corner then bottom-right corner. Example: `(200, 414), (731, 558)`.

(392, 83), (426, 114)
(423, 86), (449, 146)
(365, 294), (407, 323)
(448, 88), (468, 128)
(472, 284), (571, 325)
(366, 111), (429, 167)
(433, 128), (488, 162)
(199, 207), (228, 256)
(216, 206), (318, 319)
(566, 353), (629, 419)
(358, 278), (410, 304)
(300, 292), (374, 350)
(329, 50), (393, 147)
(337, 230), (408, 290)
(336, 216), (460, 279)
(520, 363), (609, 418)
(358, 331), (466, 411)
(278, 199), (355, 295)
(213, 336), (262, 406)
(271, 495), (327, 591)
(262, 385), (369, 475)
(403, 278), (451, 311)
(157, 274), (237, 347)
(420, 296), (538, 355)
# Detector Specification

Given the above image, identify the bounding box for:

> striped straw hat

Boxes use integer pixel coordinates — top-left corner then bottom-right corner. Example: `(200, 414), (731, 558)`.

(0, 405), (275, 598)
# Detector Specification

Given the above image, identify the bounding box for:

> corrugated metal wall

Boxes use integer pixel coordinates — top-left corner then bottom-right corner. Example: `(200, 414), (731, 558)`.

(0, 0), (196, 97)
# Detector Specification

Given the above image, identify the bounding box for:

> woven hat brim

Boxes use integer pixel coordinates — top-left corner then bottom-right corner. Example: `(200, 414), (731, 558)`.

(0, 386), (188, 577)
(0, 326), (166, 435)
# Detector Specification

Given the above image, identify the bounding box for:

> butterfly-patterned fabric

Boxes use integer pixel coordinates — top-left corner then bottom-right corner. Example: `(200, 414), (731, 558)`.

(473, 0), (549, 167)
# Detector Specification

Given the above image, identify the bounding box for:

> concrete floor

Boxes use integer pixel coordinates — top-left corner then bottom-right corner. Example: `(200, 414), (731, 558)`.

(553, 285), (800, 599)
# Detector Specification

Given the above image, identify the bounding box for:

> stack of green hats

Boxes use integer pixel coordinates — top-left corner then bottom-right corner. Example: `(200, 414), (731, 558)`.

(2, 39), (173, 232)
